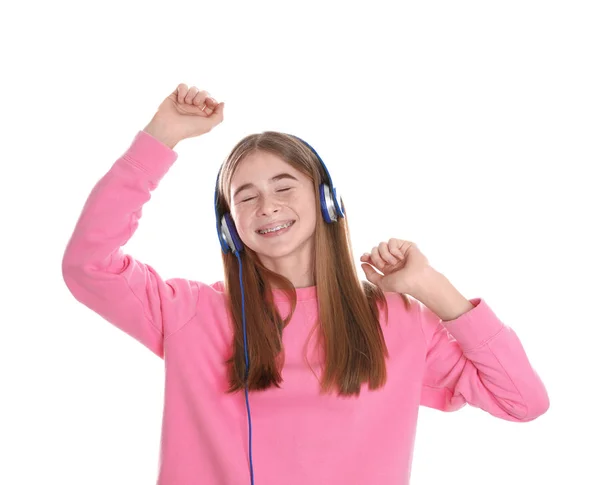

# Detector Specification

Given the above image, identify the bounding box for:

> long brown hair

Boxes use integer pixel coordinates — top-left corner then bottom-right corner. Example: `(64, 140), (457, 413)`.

(216, 131), (411, 396)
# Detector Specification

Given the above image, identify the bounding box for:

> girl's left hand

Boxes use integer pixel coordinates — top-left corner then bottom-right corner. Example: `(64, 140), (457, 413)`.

(360, 238), (432, 295)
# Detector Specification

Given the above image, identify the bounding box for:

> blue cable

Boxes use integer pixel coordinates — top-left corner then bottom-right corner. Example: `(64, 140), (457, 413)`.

(235, 251), (254, 485)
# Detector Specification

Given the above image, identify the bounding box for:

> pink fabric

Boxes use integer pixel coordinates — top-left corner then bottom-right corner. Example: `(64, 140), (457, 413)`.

(62, 130), (549, 485)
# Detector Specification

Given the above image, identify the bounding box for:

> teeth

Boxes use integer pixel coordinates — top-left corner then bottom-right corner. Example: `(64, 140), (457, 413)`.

(258, 221), (293, 234)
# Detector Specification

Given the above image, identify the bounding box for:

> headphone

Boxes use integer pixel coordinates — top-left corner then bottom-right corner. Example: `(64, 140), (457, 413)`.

(213, 134), (344, 485)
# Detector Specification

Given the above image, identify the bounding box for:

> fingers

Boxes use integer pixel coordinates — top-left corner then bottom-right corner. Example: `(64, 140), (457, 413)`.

(198, 95), (219, 116)
(361, 262), (382, 285)
(212, 101), (225, 120)
(176, 83), (219, 113)
(187, 88), (213, 113)
(184, 86), (199, 104)
(360, 239), (407, 271)
(192, 89), (215, 106)
(359, 247), (385, 270)
(367, 246), (385, 269)
(176, 83), (188, 104)
(378, 241), (399, 265)
(193, 91), (212, 106)
(387, 238), (406, 262)
(368, 243), (396, 269)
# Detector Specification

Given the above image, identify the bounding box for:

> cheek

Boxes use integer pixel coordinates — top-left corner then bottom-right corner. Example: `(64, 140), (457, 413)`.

(230, 207), (249, 235)
(296, 195), (317, 225)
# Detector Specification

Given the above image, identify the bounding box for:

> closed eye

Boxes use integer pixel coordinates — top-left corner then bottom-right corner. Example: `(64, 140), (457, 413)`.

(241, 188), (291, 203)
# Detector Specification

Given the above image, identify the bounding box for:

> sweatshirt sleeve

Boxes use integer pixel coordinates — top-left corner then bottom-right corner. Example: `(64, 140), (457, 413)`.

(61, 130), (200, 359)
(418, 297), (550, 422)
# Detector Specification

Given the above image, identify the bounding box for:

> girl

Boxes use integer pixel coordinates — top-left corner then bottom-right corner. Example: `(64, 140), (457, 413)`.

(62, 83), (549, 485)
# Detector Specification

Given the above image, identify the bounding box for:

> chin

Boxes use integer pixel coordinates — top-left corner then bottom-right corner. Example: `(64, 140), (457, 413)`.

(251, 232), (311, 260)
(253, 242), (298, 260)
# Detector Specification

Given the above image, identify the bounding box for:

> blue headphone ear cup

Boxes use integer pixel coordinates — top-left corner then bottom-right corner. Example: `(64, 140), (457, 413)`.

(319, 184), (333, 223)
(332, 187), (345, 218)
(319, 183), (344, 223)
(217, 215), (230, 254)
(222, 213), (244, 254)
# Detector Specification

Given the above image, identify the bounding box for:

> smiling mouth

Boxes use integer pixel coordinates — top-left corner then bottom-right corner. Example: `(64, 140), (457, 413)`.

(255, 220), (296, 235)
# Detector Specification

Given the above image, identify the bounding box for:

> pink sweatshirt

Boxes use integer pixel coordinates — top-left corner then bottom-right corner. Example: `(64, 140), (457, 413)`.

(62, 130), (549, 485)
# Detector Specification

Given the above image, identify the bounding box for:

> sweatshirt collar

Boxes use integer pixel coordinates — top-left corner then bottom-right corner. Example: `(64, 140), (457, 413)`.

(271, 285), (317, 301)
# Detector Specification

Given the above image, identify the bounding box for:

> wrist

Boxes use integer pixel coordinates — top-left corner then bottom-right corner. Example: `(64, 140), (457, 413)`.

(407, 268), (474, 321)
(406, 266), (446, 298)
(143, 120), (180, 149)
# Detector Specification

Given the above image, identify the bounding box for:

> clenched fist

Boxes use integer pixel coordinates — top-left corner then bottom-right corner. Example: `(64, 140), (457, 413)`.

(144, 83), (225, 148)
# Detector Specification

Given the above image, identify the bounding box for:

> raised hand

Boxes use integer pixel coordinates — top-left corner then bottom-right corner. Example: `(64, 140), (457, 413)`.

(360, 238), (432, 295)
(143, 83), (225, 148)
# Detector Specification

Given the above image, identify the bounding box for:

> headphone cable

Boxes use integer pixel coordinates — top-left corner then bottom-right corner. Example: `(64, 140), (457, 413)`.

(236, 251), (255, 485)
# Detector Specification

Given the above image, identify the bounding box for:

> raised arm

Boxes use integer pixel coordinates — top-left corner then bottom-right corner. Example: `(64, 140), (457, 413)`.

(62, 84), (225, 357)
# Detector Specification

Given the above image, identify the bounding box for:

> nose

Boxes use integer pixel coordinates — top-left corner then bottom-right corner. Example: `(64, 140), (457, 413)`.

(257, 194), (280, 215)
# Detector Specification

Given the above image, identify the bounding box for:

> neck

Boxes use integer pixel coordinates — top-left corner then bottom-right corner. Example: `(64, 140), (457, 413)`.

(258, 238), (314, 288)
(271, 277), (315, 289)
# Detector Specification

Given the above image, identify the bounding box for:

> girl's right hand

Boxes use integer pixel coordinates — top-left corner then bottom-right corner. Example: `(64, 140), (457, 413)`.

(144, 83), (225, 147)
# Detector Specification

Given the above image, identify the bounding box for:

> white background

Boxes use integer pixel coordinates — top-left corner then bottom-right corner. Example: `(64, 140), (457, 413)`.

(1, 1), (598, 484)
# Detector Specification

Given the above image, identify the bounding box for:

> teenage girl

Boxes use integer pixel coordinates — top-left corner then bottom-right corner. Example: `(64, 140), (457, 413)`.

(62, 83), (549, 485)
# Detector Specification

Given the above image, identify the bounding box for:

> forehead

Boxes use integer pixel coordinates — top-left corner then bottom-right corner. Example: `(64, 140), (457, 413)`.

(230, 151), (306, 187)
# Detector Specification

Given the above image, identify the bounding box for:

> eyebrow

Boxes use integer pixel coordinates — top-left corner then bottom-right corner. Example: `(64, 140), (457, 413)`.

(232, 173), (299, 198)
